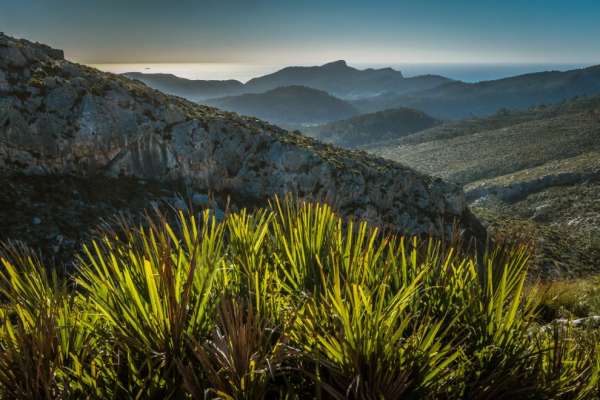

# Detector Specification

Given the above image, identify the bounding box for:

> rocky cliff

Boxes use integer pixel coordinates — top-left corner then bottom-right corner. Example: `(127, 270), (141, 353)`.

(0, 33), (483, 241)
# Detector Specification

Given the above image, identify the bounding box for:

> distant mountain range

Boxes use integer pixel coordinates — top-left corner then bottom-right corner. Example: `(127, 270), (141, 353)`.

(243, 60), (452, 98)
(353, 65), (600, 119)
(127, 62), (600, 125)
(204, 85), (359, 126)
(304, 107), (440, 147)
(124, 60), (453, 101)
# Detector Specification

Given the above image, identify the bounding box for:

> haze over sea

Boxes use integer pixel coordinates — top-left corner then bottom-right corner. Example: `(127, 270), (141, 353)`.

(92, 62), (590, 84)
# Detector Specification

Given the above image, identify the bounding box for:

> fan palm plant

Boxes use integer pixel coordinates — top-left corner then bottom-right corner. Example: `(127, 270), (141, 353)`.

(76, 209), (226, 398)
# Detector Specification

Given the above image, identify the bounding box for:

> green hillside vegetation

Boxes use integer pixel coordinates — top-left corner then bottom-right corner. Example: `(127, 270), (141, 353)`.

(1, 197), (599, 399)
(367, 97), (600, 277)
(304, 107), (441, 147)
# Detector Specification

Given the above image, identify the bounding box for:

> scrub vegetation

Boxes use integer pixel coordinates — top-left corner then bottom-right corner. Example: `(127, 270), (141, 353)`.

(1, 197), (598, 399)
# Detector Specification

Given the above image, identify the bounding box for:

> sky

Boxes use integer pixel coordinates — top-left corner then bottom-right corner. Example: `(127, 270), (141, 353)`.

(2, 0), (600, 65)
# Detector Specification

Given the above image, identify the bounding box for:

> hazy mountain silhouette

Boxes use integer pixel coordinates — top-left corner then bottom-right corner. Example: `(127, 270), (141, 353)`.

(244, 60), (452, 98)
(125, 60), (453, 101)
(353, 65), (600, 119)
(204, 85), (359, 126)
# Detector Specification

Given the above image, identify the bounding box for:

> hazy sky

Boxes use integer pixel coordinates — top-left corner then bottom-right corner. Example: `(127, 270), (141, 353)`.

(2, 0), (600, 64)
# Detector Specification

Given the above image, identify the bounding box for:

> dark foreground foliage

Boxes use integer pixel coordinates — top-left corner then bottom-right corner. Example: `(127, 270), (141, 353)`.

(0, 197), (598, 399)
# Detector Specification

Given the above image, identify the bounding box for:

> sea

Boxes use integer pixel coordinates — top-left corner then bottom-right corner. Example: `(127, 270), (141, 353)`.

(91, 62), (592, 84)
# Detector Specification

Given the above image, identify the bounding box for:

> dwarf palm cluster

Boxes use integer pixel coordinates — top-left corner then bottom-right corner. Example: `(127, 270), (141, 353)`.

(0, 197), (598, 399)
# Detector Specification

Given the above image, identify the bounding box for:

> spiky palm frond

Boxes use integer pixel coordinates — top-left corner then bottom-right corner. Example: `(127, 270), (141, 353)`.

(76, 209), (226, 398)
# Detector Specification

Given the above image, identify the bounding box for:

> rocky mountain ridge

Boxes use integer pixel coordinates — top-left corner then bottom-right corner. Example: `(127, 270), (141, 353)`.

(0, 33), (485, 260)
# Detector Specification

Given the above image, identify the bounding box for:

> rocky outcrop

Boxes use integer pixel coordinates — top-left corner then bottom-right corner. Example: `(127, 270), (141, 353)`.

(0, 33), (484, 239)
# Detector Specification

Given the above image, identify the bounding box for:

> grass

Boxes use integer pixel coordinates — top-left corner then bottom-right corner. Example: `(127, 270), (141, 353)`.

(534, 277), (600, 322)
(0, 196), (598, 399)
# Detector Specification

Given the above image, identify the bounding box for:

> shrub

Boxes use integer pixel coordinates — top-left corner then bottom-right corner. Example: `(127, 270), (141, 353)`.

(0, 196), (597, 399)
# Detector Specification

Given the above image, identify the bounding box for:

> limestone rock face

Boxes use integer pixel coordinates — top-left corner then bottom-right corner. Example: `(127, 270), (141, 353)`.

(0, 33), (484, 238)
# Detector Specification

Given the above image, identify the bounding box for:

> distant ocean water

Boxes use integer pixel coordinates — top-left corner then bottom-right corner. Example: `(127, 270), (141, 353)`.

(92, 62), (593, 84)
(91, 63), (283, 83)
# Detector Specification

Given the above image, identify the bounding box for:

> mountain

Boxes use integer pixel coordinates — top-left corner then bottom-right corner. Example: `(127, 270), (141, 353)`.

(0, 33), (484, 262)
(304, 107), (441, 148)
(204, 85), (359, 126)
(124, 72), (244, 101)
(366, 97), (600, 276)
(244, 60), (453, 98)
(353, 65), (600, 119)
(125, 60), (454, 101)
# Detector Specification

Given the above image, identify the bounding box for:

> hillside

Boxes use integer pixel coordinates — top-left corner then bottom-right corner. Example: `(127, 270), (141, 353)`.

(0, 33), (483, 262)
(354, 65), (600, 119)
(204, 85), (359, 126)
(304, 107), (441, 147)
(367, 98), (600, 184)
(124, 72), (244, 101)
(367, 97), (600, 276)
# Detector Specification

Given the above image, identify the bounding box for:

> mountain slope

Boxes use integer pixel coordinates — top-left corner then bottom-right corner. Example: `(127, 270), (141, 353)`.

(304, 107), (441, 148)
(0, 33), (483, 248)
(354, 65), (600, 119)
(366, 98), (600, 184)
(124, 72), (244, 101)
(367, 98), (600, 276)
(204, 85), (359, 126)
(244, 60), (452, 98)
